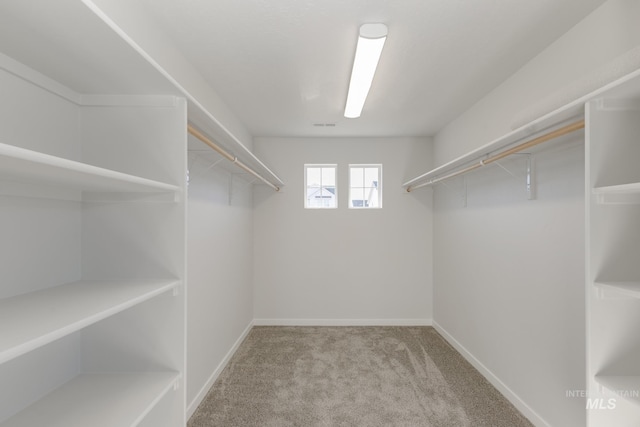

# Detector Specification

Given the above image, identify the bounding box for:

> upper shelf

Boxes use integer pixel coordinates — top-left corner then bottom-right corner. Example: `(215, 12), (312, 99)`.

(0, 0), (282, 190)
(0, 141), (180, 196)
(79, 0), (284, 189)
(404, 68), (640, 190)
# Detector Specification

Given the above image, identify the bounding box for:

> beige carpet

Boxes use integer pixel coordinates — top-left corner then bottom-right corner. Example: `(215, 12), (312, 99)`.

(188, 326), (533, 427)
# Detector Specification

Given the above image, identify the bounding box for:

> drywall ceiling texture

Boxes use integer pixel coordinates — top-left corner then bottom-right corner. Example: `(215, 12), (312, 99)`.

(136, 0), (605, 138)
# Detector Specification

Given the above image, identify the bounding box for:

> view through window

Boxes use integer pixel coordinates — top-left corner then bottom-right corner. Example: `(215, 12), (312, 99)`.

(305, 164), (337, 208)
(349, 165), (381, 208)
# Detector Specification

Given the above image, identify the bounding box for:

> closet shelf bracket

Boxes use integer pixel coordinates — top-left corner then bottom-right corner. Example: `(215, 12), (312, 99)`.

(493, 153), (536, 200)
(206, 158), (225, 171)
(438, 176), (468, 208)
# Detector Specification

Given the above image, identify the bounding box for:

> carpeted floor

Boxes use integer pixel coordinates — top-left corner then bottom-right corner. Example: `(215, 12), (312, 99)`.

(188, 326), (533, 427)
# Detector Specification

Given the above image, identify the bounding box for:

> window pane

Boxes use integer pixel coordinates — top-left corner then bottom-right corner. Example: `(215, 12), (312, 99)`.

(348, 164), (381, 209)
(305, 164), (337, 209)
(350, 167), (364, 187)
(307, 168), (321, 187)
(350, 188), (365, 207)
(321, 167), (336, 186)
(364, 167), (379, 187)
(365, 187), (380, 208)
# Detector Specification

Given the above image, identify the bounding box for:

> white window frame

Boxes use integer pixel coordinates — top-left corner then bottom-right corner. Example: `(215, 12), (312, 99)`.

(348, 164), (382, 209)
(304, 164), (338, 209)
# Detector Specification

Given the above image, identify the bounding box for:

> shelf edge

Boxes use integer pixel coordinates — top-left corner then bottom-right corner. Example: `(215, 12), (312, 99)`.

(0, 280), (181, 365)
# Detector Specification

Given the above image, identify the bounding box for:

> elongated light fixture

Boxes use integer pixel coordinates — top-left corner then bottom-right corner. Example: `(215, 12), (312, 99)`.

(344, 23), (388, 118)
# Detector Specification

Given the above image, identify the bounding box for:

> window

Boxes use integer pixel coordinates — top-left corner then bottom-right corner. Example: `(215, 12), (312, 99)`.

(305, 164), (337, 208)
(349, 164), (381, 208)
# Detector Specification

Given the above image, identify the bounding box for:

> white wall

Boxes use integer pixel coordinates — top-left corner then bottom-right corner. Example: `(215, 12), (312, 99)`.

(186, 138), (254, 416)
(432, 1), (640, 426)
(433, 142), (585, 427)
(253, 137), (433, 324)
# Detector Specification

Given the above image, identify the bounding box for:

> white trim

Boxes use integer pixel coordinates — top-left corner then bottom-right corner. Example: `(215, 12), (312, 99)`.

(432, 321), (550, 427)
(186, 320), (254, 420)
(79, 94), (180, 107)
(253, 318), (432, 326)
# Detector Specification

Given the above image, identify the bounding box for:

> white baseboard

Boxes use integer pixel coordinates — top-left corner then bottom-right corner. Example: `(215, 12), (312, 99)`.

(253, 318), (432, 326)
(186, 320), (254, 420)
(432, 321), (550, 427)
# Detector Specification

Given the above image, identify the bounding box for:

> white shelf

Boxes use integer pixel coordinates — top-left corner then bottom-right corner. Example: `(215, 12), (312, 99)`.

(595, 375), (640, 406)
(0, 142), (180, 195)
(593, 182), (640, 204)
(0, 279), (180, 364)
(595, 282), (640, 299)
(1, 372), (180, 427)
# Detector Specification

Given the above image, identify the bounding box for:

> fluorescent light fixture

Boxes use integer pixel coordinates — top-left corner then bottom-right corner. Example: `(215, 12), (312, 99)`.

(344, 23), (388, 119)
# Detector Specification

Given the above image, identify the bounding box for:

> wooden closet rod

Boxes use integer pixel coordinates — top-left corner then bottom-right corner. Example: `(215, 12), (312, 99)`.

(187, 124), (281, 192)
(406, 119), (585, 192)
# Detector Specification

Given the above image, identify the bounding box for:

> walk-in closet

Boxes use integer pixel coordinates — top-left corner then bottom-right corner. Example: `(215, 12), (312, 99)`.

(1, 0), (639, 426)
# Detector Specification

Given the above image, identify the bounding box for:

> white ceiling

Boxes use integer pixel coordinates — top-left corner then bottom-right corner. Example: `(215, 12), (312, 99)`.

(136, 0), (607, 138)
(3, 0), (607, 139)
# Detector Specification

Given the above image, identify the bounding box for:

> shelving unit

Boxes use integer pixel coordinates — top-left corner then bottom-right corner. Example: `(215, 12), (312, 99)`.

(0, 1), (285, 424)
(0, 1), (187, 425)
(586, 78), (640, 426)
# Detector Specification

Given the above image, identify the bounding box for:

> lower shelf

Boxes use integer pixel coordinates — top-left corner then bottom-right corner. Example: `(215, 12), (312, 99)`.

(1, 372), (180, 427)
(595, 375), (640, 406)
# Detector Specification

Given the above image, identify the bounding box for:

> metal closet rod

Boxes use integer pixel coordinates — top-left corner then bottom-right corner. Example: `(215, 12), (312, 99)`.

(187, 124), (281, 192)
(406, 119), (586, 192)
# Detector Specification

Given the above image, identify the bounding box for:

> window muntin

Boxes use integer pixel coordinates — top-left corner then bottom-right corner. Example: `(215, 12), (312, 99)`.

(305, 164), (337, 208)
(349, 164), (381, 209)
